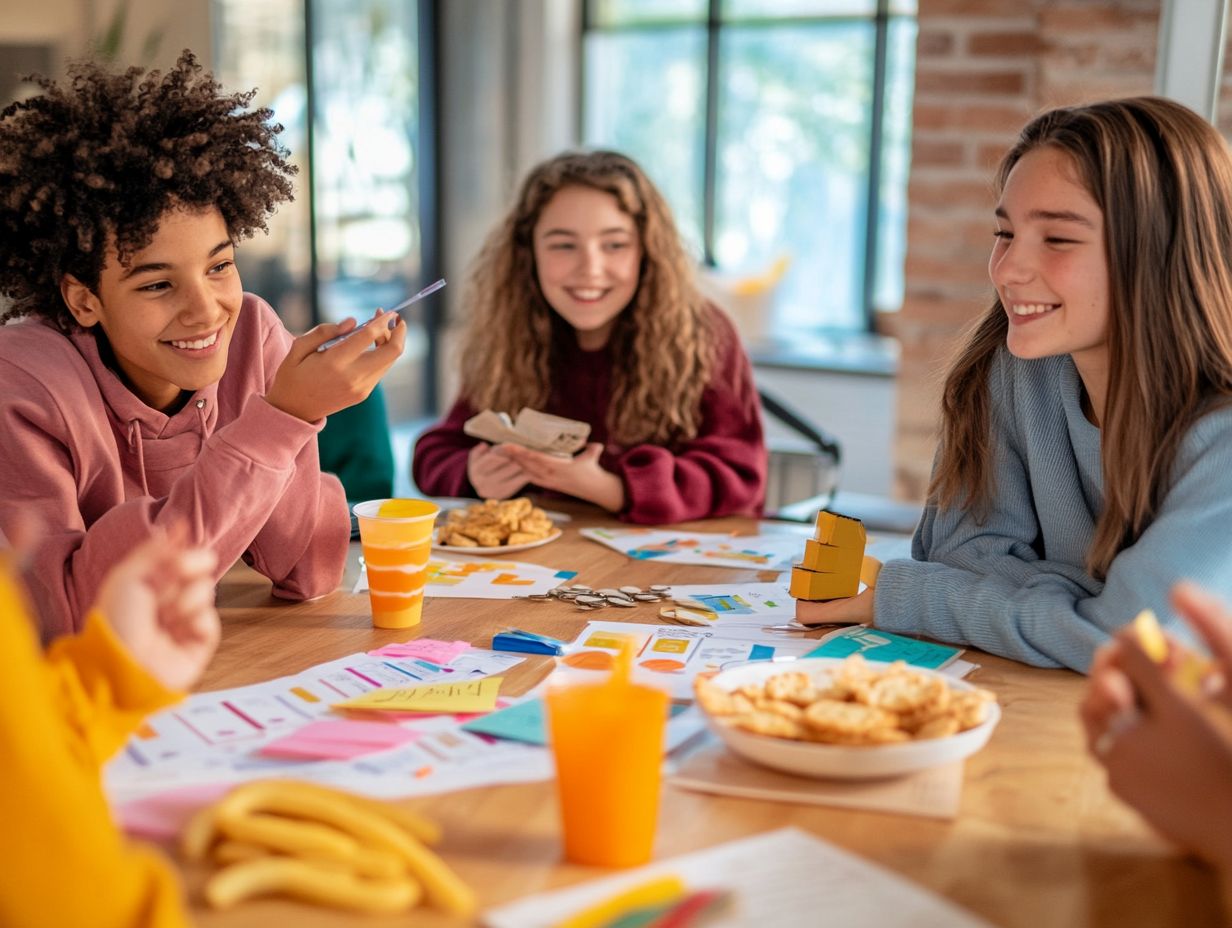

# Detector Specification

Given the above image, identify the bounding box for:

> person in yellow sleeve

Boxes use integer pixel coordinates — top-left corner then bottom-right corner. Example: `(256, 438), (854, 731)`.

(1, 529), (219, 927)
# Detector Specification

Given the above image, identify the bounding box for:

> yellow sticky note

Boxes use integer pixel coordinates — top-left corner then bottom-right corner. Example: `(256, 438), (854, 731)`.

(334, 677), (502, 713)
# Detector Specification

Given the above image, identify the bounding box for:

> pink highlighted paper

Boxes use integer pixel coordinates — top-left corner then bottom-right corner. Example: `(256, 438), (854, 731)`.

(258, 719), (423, 761)
(368, 639), (473, 664)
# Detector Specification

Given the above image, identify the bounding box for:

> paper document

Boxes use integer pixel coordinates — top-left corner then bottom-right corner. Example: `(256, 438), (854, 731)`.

(581, 527), (799, 571)
(561, 621), (819, 699)
(105, 647), (524, 804)
(354, 554), (577, 599)
(482, 827), (994, 928)
(463, 407), (590, 455)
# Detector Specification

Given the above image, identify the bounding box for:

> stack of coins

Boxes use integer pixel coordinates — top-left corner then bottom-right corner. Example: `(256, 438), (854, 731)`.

(515, 583), (673, 612)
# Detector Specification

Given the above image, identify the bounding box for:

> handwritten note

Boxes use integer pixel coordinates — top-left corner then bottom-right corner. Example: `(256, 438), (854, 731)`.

(334, 677), (503, 713)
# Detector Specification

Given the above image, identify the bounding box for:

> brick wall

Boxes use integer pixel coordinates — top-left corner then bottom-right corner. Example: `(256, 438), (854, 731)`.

(893, 0), (1161, 500)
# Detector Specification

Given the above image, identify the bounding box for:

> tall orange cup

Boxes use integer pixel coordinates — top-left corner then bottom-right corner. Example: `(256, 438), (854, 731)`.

(353, 498), (439, 629)
(546, 643), (668, 867)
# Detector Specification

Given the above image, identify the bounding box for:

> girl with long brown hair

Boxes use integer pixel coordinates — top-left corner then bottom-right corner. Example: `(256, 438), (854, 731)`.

(799, 97), (1232, 672)
(413, 150), (766, 523)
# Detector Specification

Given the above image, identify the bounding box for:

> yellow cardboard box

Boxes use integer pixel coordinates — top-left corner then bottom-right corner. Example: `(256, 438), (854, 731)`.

(813, 511), (866, 549)
(789, 564), (860, 601)
(801, 537), (863, 575)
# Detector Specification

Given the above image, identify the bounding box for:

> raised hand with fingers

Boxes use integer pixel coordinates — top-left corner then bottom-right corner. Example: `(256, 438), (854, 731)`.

(1080, 582), (1232, 876)
(266, 310), (407, 423)
(93, 529), (221, 692)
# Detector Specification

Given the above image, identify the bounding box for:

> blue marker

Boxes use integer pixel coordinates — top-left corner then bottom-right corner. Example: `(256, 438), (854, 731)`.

(492, 628), (566, 656)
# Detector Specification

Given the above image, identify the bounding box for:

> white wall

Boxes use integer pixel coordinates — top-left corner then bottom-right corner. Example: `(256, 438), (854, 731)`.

(0, 0), (210, 73)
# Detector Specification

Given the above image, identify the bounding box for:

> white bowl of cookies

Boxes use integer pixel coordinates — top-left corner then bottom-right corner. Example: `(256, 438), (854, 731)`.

(693, 656), (1000, 780)
(435, 497), (561, 553)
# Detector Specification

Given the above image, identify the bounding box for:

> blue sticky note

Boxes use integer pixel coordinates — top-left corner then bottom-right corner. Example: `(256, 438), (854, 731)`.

(804, 627), (960, 669)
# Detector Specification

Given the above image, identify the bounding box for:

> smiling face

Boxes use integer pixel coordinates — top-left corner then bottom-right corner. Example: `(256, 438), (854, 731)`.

(990, 146), (1111, 388)
(61, 205), (243, 412)
(532, 184), (642, 351)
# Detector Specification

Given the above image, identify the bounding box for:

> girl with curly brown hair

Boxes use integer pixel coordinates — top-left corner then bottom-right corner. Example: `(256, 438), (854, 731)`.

(412, 151), (766, 523)
(0, 52), (405, 640)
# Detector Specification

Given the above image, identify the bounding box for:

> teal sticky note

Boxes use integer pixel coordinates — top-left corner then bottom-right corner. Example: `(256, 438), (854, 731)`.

(804, 627), (960, 669)
(462, 698), (549, 745)
(462, 699), (690, 746)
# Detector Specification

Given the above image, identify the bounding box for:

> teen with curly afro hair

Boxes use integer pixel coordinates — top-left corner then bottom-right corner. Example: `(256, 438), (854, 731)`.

(412, 150), (766, 523)
(0, 52), (406, 639)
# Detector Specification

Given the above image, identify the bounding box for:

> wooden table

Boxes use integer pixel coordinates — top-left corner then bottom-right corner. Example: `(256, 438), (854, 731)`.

(181, 504), (1222, 927)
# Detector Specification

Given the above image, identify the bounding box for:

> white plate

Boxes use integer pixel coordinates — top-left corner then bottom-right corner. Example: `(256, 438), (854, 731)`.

(699, 658), (1000, 780)
(433, 527), (563, 555)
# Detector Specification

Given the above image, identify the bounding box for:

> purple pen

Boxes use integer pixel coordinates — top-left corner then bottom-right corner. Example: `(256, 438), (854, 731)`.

(316, 278), (446, 351)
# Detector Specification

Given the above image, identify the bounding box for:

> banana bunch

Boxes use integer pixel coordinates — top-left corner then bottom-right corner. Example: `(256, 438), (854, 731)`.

(181, 779), (476, 917)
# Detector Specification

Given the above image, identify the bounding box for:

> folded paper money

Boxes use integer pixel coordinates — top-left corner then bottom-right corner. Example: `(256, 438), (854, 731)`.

(463, 407), (590, 455)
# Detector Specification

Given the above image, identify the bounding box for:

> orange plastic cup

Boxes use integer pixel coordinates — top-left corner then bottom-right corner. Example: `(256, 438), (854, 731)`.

(546, 667), (669, 867)
(353, 498), (439, 629)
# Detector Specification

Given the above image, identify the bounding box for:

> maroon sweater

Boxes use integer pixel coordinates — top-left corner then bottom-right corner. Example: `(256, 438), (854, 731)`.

(413, 308), (767, 524)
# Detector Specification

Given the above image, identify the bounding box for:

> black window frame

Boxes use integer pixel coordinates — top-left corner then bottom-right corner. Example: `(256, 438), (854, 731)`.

(581, 0), (914, 333)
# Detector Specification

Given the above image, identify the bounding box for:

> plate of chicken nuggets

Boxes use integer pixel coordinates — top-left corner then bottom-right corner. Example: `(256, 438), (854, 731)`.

(434, 497), (562, 554)
(693, 655), (1000, 780)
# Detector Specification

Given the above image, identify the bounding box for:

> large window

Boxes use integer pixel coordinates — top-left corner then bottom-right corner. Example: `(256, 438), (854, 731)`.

(212, 0), (440, 407)
(584, 0), (916, 334)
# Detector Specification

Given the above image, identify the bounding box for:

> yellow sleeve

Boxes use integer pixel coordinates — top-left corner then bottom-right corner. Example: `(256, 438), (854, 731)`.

(47, 607), (183, 765)
(0, 565), (190, 928)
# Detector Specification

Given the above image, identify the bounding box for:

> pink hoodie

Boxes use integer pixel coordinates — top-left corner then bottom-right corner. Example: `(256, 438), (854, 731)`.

(0, 294), (349, 641)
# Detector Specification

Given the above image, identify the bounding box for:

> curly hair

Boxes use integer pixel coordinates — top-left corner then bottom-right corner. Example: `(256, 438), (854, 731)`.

(0, 50), (295, 330)
(456, 150), (717, 447)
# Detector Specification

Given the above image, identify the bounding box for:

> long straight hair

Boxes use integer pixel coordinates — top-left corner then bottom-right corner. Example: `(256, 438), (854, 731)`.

(455, 151), (716, 447)
(930, 97), (1232, 578)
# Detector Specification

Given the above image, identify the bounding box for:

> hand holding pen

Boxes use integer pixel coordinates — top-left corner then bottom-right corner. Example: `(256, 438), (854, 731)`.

(317, 278), (447, 352)
(266, 301), (417, 423)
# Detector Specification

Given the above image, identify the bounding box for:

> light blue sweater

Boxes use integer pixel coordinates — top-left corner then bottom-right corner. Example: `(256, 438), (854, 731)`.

(875, 350), (1232, 672)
